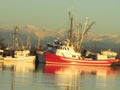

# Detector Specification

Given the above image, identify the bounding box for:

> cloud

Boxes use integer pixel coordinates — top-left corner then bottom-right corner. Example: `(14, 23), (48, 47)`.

(86, 33), (118, 42)
(23, 24), (40, 30)
(22, 25), (61, 40)
(23, 25), (44, 39)
(0, 26), (14, 32)
(99, 34), (118, 40)
(115, 38), (120, 44)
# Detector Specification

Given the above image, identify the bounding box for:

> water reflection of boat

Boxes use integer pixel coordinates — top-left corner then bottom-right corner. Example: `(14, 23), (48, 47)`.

(0, 62), (35, 90)
(44, 64), (118, 90)
(45, 64), (117, 75)
(2, 62), (35, 73)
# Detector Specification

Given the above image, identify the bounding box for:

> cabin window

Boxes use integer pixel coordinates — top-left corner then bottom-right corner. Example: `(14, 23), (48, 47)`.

(72, 55), (76, 57)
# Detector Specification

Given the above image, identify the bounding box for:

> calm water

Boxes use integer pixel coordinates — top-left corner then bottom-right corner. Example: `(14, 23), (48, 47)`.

(0, 62), (120, 90)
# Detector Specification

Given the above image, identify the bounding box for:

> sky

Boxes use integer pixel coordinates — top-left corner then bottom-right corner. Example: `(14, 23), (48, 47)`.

(0, 0), (120, 34)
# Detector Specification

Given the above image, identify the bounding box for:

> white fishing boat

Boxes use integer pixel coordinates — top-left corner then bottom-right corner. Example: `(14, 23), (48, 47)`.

(3, 50), (35, 63)
(3, 25), (35, 63)
(100, 49), (117, 59)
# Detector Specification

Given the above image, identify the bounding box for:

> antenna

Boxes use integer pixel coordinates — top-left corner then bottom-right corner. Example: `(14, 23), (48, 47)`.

(68, 11), (73, 46)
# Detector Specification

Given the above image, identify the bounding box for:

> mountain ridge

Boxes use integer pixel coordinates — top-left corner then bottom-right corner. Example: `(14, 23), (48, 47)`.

(0, 25), (120, 52)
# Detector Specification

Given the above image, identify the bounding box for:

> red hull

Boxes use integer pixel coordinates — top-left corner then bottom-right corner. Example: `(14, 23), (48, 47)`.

(45, 52), (118, 66)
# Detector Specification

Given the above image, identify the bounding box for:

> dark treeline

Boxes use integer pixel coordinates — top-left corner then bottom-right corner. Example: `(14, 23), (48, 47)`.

(0, 38), (6, 50)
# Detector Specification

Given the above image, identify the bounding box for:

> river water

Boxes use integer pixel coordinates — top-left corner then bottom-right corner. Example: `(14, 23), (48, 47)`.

(0, 62), (120, 90)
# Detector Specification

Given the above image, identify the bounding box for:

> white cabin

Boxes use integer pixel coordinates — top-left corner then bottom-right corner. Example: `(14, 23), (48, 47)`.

(56, 46), (81, 59)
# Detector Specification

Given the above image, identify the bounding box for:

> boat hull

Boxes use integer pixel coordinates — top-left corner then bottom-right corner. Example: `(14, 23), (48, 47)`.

(36, 51), (45, 63)
(45, 52), (118, 66)
(3, 56), (35, 63)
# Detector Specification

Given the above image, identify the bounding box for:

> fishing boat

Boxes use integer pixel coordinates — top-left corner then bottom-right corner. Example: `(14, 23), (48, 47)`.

(44, 12), (118, 66)
(46, 52), (118, 66)
(0, 49), (4, 62)
(100, 49), (117, 59)
(3, 50), (35, 63)
(3, 25), (35, 63)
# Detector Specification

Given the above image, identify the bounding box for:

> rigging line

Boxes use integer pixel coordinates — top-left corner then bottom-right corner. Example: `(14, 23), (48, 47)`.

(55, 21), (70, 38)
(57, 21), (68, 31)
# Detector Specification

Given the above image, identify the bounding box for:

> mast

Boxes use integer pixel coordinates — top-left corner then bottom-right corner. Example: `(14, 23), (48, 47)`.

(68, 12), (73, 46)
(26, 36), (31, 50)
(13, 25), (18, 50)
(75, 23), (82, 51)
(37, 36), (40, 50)
(78, 18), (95, 52)
(79, 17), (89, 50)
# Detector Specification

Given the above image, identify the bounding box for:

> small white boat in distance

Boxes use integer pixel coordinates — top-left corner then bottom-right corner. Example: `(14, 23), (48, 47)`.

(3, 25), (35, 63)
(3, 50), (35, 63)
